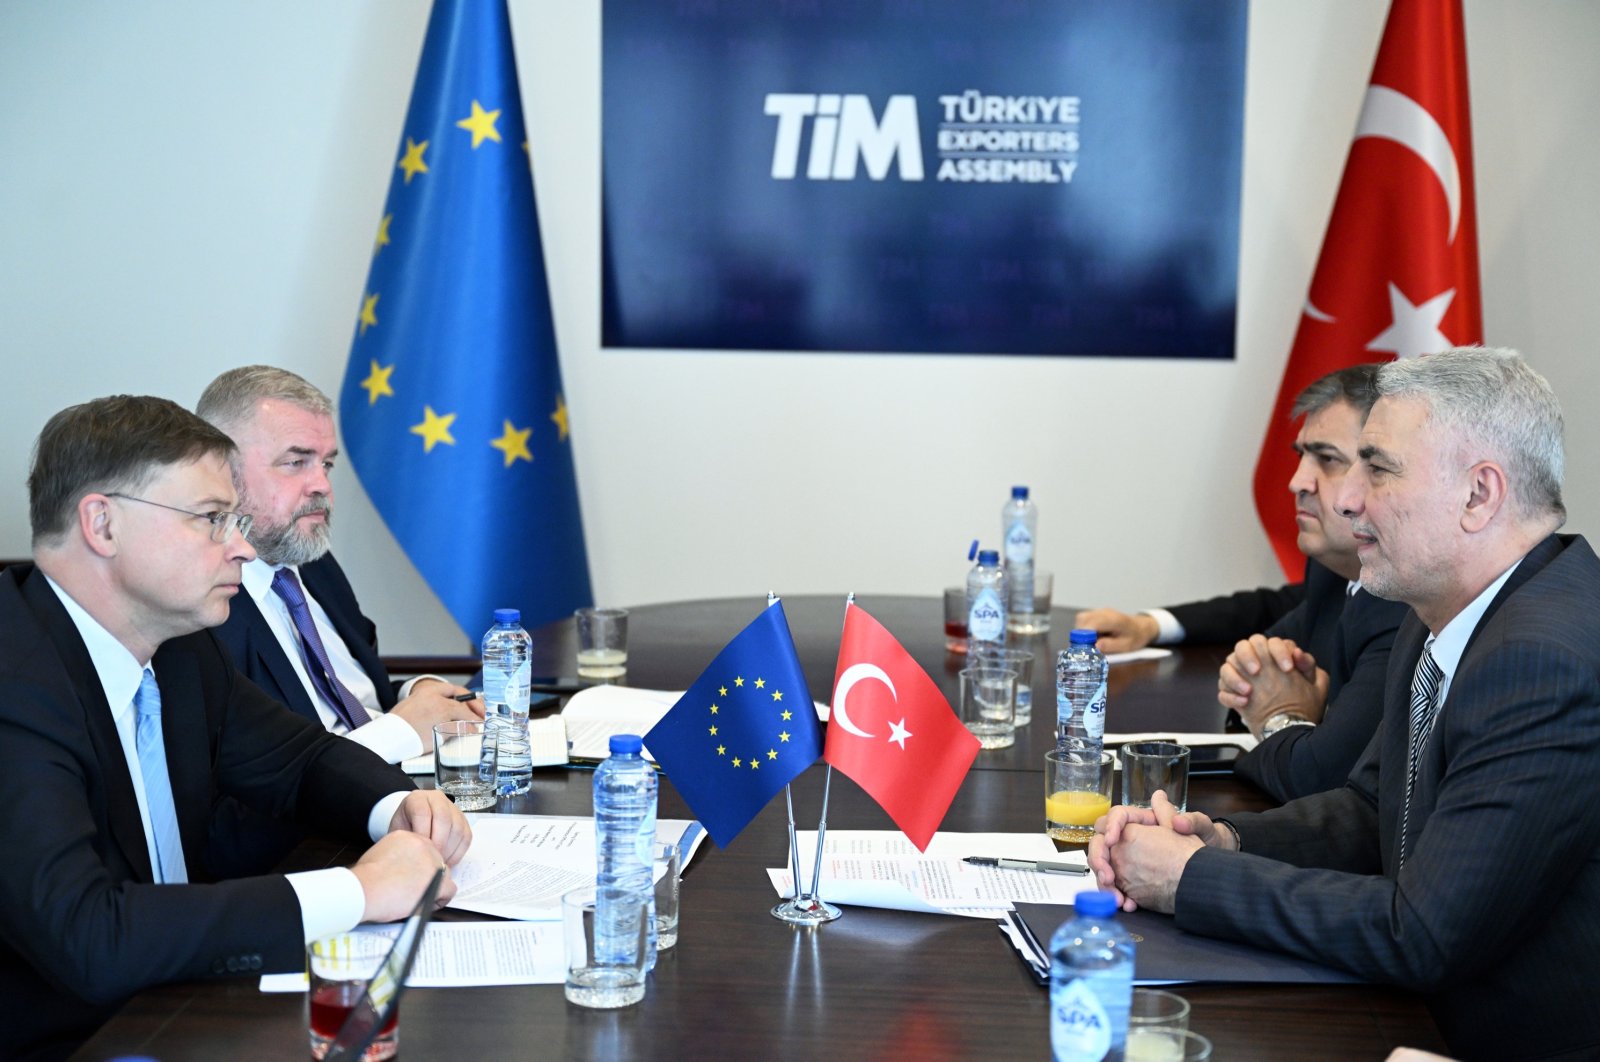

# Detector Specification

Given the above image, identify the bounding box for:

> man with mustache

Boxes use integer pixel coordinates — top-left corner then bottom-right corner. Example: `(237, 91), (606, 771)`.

(1089, 348), (1600, 1059)
(196, 367), (483, 873)
(197, 366), (483, 763)
(1077, 365), (1409, 801)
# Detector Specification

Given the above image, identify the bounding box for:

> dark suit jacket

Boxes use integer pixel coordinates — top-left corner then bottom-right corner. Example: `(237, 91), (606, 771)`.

(0, 563), (415, 1061)
(1174, 534), (1600, 1060)
(1166, 566), (1310, 646)
(1234, 566), (1410, 802)
(207, 553), (404, 876)
(212, 552), (398, 724)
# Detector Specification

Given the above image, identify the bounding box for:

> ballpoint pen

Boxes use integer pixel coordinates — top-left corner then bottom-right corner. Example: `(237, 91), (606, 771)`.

(963, 855), (1090, 875)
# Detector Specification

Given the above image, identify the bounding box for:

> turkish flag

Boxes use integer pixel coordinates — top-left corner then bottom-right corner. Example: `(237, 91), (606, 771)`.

(823, 603), (979, 851)
(1254, 0), (1483, 577)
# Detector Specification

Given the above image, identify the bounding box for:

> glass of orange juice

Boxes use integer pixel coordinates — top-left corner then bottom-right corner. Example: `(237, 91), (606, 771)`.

(1045, 750), (1114, 843)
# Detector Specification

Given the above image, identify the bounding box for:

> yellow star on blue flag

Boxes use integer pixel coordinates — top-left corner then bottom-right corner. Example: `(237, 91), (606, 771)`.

(338, 0), (591, 634)
(645, 601), (822, 848)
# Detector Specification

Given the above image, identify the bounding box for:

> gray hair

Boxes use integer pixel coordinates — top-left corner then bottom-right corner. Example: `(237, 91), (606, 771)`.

(196, 365), (333, 434)
(1377, 347), (1566, 526)
(1292, 363), (1383, 421)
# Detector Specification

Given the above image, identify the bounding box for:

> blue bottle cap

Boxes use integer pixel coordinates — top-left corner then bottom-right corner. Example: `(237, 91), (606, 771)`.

(1074, 890), (1118, 918)
(1012, 485), (1029, 499)
(1069, 628), (1099, 646)
(968, 538), (980, 562)
(609, 734), (644, 755)
(493, 608), (521, 624)
(978, 549), (1000, 566)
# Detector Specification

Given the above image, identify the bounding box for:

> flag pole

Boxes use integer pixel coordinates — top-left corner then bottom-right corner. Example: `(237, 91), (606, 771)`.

(801, 591), (852, 905)
(768, 590), (841, 926)
(766, 591), (805, 902)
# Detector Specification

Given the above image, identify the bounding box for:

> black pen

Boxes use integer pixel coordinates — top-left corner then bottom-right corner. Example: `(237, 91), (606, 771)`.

(963, 855), (1090, 876)
(453, 692), (480, 702)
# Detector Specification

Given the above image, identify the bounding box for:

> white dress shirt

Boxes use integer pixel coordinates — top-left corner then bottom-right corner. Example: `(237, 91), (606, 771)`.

(240, 558), (427, 763)
(1423, 559), (1521, 707)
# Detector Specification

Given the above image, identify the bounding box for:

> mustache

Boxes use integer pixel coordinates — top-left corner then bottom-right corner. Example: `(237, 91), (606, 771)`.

(294, 496), (332, 523)
(1350, 521), (1376, 539)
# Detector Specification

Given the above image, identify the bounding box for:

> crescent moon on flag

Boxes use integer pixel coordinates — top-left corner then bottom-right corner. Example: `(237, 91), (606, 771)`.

(1353, 85), (1462, 243)
(831, 663), (896, 739)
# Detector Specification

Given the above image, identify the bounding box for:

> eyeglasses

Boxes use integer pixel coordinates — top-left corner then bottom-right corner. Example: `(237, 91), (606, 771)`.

(106, 493), (254, 544)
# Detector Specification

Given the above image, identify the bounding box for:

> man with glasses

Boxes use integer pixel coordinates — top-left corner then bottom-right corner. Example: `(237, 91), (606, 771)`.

(0, 395), (471, 1060)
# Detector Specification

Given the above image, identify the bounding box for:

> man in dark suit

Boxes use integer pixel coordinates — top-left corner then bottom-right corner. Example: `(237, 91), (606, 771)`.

(1077, 365), (1409, 800)
(1089, 348), (1600, 1060)
(196, 366), (482, 764)
(0, 396), (471, 1061)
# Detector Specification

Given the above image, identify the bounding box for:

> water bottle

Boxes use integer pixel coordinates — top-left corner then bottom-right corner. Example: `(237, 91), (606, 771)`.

(966, 547), (1009, 652)
(1050, 890), (1134, 1061)
(481, 608), (533, 796)
(1057, 629), (1108, 759)
(594, 734), (658, 971)
(1002, 485), (1037, 616)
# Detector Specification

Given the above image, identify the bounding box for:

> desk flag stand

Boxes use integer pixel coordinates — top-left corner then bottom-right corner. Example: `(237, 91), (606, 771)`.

(770, 592), (851, 926)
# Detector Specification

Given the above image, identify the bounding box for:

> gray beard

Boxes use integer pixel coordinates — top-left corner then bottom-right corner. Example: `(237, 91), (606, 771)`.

(250, 517), (332, 567)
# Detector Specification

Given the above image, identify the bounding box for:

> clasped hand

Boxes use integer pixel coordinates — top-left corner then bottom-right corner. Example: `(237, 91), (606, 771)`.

(1086, 791), (1231, 914)
(1217, 634), (1329, 736)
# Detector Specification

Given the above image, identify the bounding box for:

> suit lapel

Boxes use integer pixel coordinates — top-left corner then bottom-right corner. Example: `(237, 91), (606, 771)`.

(17, 567), (157, 882)
(301, 555), (395, 710)
(233, 589), (324, 724)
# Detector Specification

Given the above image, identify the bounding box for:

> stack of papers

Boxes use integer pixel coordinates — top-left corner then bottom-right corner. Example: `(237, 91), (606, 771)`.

(767, 831), (1095, 919)
(261, 815), (707, 991)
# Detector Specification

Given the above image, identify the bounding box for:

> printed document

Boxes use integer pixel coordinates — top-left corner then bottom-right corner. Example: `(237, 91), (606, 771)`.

(767, 830), (1091, 918)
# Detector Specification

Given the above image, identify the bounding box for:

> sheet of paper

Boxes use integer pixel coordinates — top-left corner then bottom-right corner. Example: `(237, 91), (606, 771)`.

(767, 830), (1092, 919)
(260, 921), (564, 992)
(446, 814), (704, 921)
(1104, 648), (1173, 665)
(402, 715), (569, 775)
(562, 685), (682, 762)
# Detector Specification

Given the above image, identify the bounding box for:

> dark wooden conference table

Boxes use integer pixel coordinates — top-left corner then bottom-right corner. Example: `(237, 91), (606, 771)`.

(74, 595), (1448, 1060)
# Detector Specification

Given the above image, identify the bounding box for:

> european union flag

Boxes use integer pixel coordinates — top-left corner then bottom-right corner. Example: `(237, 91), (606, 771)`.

(339, 0), (591, 636)
(645, 601), (823, 848)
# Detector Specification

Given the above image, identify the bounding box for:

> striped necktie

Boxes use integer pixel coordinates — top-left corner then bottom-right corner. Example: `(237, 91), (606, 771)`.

(270, 567), (368, 732)
(1398, 643), (1444, 867)
(134, 668), (188, 883)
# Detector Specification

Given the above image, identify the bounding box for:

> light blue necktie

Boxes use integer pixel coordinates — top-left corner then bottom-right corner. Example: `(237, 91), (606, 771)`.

(134, 668), (188, 884)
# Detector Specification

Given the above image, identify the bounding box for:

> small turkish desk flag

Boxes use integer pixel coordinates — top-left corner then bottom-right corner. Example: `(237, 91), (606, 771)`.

(823, 603), (979, 851)
(1254, 0), (1483, 577)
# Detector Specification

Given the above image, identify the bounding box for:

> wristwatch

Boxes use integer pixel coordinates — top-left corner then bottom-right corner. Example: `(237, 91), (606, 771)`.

(1259, 712), (1316, 739)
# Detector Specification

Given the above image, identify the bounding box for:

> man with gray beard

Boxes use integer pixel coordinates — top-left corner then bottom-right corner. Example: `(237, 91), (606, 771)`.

(197, 367), (482, 765)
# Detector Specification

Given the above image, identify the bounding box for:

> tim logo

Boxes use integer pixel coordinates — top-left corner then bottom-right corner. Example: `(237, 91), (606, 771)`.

(764, 94), (924, 181)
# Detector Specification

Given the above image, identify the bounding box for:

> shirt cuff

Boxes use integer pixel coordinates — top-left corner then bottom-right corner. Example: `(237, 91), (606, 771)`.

(396, 673), (446, 700)
(368, 790), (411, 843)
(288, 867), (366, 944)
(1144, 608), (1184, 645)
(345, 711), (423, 764)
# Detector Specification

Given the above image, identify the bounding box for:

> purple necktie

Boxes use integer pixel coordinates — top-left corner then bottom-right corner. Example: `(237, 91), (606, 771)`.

(270, 567), (368, 732)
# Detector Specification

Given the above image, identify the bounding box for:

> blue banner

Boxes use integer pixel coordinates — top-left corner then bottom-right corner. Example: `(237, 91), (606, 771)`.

(602, 0), (1246, 358)
(340, 0), (592, 637)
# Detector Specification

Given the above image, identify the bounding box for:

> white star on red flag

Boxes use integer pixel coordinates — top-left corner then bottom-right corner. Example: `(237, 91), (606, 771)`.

(1366, 283), (1456, 360)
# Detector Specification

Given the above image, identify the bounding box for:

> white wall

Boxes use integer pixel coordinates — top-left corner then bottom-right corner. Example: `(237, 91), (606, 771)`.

(2, 1), (1596, 652)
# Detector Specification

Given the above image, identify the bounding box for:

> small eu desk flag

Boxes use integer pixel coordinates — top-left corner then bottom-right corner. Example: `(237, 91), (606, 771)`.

(645, 601), (822, 849)
(339, 0), (591, 634)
